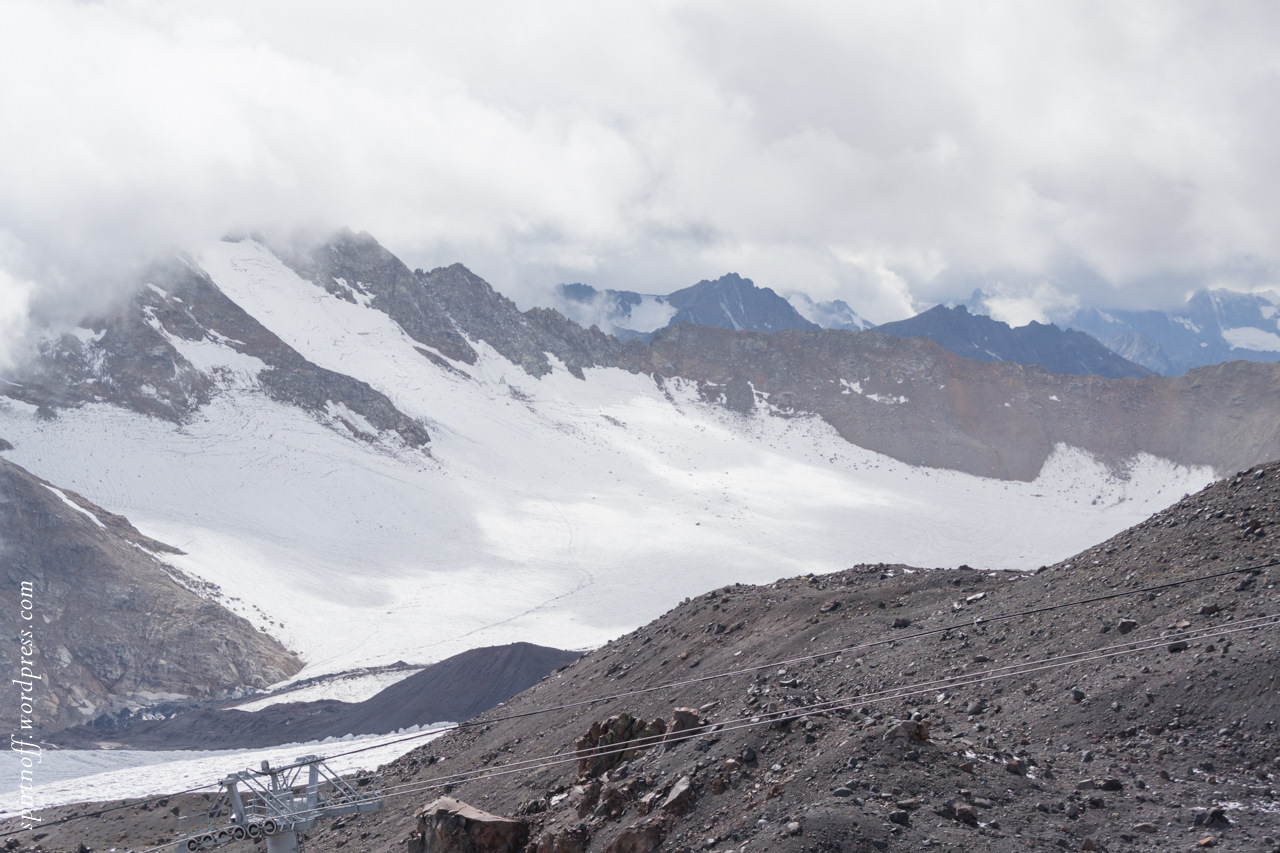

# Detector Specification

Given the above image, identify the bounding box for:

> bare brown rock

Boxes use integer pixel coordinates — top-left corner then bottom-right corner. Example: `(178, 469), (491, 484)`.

(407, 797), (528, 853)
(0, 458), (300, 731)
(598, 816), (670, 853)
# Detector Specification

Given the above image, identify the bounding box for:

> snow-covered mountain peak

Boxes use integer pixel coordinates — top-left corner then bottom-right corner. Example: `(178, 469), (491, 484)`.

(3, 232), (1278, 696)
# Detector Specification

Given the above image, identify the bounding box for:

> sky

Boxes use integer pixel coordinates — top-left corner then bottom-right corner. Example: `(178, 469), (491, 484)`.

(1, 0), (1279, 347)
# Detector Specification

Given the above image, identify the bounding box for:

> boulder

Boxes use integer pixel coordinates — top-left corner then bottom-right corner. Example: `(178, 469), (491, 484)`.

(576, 713), (666, 777)
(661, 707), (703, 751)
(408, 797), (529, 853)
(661, 776), (697, 815)
(600, 816), (671, 853)
(885, 719), (931, 742)
(530, 823), (590, 853)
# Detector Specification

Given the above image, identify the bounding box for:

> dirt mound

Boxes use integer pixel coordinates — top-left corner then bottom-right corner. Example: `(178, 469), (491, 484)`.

(50, 642), (580, 751)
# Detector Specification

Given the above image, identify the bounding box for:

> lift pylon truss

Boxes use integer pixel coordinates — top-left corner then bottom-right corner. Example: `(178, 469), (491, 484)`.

(173, 754), (382, 851)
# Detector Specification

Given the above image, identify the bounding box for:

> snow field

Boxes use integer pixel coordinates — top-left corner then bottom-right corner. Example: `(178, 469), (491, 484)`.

(0, 728), (449, 818)
(0, 239), (1222, 810)
(0, 239), (1215, 683)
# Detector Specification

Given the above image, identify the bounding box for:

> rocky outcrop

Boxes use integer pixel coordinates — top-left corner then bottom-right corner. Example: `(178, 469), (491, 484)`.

(0, 458), (301, 731)
(5, 254), (430, 448)
(281, 230), (631, 379)
(574, 713), (668, 778)
(406, 797), (528, 853)
(633, 323), (1280, 480)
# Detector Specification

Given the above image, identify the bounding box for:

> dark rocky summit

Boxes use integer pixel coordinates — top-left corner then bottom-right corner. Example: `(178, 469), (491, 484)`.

(0, 458), (301, 732)
(663, 274), (819, 334)
(22, 461), (1280, 852)
(50, 642), (581, 750)
(875, 304), (1153, 379)
(557, 273), (822, 340)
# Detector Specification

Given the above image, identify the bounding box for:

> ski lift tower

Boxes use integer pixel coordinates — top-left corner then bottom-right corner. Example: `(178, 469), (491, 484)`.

(174, 754), (382, 852)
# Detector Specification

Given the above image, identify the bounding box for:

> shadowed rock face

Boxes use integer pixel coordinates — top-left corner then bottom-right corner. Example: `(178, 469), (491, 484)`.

(0, 458), (301, 732)
(634, 324), (1280, 481)
(283, 230), (631, 379)
(5, 254), (430, 448)
(408, 798), (529, 853)
(663, 274), (819, 333)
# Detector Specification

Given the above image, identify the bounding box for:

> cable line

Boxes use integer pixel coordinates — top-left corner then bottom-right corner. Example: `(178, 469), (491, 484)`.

(4, 558), (1273, 844)
(126, 613), (1280, 853)
(318, 558), (1277, 765)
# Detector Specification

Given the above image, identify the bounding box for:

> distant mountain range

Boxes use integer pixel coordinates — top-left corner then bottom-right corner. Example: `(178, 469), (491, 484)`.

(555, 274), (868, 340)
(556, 275), (1280, 379)
(5, 229), (1279, 733)
(875, 305), (1152, 379)
(1062, 289), (1280, 375)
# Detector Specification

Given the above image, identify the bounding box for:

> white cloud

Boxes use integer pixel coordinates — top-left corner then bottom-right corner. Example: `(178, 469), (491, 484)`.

(1, 0), (1278, 333)
(0, 264), (35, 373)
(970, 280), (1082, 328)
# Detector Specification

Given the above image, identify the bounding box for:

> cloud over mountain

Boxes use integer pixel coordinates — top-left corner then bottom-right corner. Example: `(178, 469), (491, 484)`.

(3, 0), (1279, 359)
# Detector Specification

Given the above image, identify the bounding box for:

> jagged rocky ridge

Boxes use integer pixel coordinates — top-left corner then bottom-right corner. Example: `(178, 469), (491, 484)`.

(0, 457), (301, 732)
(286, 231), (1280, 481)
(23, 461), (1279, 852)
(6, 254), (429, 447)
(556, 273), (822, 341)
(6, 232), (1280, 481)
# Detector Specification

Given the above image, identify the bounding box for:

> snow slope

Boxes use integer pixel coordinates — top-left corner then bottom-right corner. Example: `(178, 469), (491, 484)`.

(0, 728), (449, 817)
(0, 239), (1215, 685)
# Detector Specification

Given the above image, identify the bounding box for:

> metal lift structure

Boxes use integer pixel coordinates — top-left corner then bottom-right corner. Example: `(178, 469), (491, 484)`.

(173, 754), (382, 852)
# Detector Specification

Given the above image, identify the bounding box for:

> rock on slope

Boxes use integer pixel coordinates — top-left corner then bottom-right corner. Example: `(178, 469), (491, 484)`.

(0, 457), (301, 732)
(330, 463), (1280, 853)
(27, 462), (1279, 852)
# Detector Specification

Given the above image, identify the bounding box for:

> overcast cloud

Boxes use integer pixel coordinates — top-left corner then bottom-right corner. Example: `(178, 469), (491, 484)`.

(2, 0), (1278, 356)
